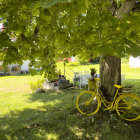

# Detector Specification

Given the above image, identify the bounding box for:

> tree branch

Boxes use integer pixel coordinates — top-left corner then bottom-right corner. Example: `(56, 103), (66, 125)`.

(108, 0), (117, 16)
(34, 26), (39, 36)
(115, 0), (136, 19)
(0, 47), (8, 53)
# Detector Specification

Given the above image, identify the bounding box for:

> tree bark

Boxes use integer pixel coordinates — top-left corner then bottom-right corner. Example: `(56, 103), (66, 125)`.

(115, 0), (136, 19)
(100, 55), (121, 100)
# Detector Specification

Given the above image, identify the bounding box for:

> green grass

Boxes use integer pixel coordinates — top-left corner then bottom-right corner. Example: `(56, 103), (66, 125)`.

(0, 63), (140, 139)
(121, 64), (140, 96)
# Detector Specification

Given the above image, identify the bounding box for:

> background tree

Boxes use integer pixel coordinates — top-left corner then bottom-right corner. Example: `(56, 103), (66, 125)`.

(0, 0), (140, 98)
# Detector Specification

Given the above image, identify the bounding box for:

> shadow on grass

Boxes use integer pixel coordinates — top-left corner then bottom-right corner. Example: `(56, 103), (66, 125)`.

(0, 89), (99, 139)
(0, 89), (140, 140)
(0, 107), (82, 140)
(26, 89), (80, 103)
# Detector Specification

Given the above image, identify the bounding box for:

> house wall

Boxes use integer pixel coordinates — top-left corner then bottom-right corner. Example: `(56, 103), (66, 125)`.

(21, 60), (41, 71)
(21, 60), (30, 71)
(129, 56), (140, 68)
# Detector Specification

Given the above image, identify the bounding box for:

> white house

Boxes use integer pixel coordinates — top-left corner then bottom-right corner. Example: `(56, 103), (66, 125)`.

(0, 60), (37, 75)
(129, 56), (140, 68)
(20, 60), (30, 71)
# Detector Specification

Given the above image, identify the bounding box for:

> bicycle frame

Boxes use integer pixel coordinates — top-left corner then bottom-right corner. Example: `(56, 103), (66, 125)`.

(117, 94), (137, 109)
(93, 80), (120, 111)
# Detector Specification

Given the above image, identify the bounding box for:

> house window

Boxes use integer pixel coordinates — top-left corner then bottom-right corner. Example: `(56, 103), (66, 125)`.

(11, 65), (20, 71)
(11, 67), (17, 71)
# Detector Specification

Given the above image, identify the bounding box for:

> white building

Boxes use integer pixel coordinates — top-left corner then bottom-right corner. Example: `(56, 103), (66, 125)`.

(129, 56), (140, 68)
(20, 60), (30, 71)
(0, 60), (36, 75)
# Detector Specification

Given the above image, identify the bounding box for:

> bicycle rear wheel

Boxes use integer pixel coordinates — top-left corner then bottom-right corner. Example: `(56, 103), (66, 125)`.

(76, 91), (100, 116)
(116, 94), (140, 121)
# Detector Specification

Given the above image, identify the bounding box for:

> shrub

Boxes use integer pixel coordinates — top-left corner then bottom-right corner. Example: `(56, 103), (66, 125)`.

(29, 79), (44, 91)
(89, 57), (100, 64)
(79, 60), (90, 65)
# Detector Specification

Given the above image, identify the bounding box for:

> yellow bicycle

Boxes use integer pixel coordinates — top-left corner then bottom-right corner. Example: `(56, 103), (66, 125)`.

(76, 78), (140, 121)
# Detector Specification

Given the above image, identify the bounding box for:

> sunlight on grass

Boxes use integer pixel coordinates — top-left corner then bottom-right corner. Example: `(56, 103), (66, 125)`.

(0, 92), (61, 116)
(122, 64), (140, 79)
(69, 126), (84, 138)
(0, 75), (42, 93)
(44, 133), (59, 140)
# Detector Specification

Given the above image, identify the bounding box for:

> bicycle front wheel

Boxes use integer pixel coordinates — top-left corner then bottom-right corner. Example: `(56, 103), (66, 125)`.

(116, 94), (140, 121)
(76, 91), (100, 116)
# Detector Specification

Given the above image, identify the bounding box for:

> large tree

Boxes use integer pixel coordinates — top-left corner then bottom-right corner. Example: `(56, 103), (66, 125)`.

(99, 0), (140, 98)
(0, 0), (140, 97)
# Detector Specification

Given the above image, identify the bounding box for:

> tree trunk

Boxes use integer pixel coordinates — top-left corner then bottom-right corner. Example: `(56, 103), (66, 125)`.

(100, 55), (121, 100)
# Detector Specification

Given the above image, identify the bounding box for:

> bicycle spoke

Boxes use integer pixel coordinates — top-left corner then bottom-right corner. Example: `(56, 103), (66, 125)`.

(76, 91), (100, 115)
(116, 95), (140, 121)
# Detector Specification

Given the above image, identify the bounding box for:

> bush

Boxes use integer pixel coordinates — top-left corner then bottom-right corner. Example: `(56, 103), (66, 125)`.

(89, 57), (100, 64)
(79, 60), (90, 65)
(79, 57), (100, 65)
(121, 57), (129, 63)
(29, 79), (44, 91)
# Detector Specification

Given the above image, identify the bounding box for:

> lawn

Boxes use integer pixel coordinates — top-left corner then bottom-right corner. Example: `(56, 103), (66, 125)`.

(0, 63), (140, 139)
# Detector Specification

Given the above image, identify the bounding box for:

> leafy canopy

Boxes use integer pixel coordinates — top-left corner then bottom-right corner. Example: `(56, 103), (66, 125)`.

(0, 0), (140, 78)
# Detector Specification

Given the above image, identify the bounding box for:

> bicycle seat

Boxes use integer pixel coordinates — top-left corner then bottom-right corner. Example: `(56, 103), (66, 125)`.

(114, 85), (123, 89)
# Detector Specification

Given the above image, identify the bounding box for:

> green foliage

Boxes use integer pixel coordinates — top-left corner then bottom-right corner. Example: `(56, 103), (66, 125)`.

(90, 68), (97, 75)
(29, 79), (44, 91)
(121, 57), (129, 63)
(0, 53), (3, 61)
(0, 0), (140, 79)
(79, 60), (90, 65)
(3, 65), (8, 73)
(31, 0), (72, 10)
(29, 68), (37, 76)
(76, 54), (90, 65)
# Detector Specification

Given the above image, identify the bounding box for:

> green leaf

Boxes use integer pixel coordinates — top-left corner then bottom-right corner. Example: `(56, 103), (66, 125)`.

(29, 68), (37, 76)
(31, 0), (72, 10)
